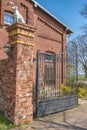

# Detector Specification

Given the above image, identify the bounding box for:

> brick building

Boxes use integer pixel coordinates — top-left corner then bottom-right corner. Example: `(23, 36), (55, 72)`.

(0, 0), (73, 124)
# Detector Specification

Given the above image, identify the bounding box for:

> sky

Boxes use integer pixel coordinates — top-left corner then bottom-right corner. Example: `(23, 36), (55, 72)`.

(35, 0), (87, 41)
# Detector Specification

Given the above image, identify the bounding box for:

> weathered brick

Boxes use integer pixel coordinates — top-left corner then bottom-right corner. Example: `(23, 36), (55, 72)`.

(0, 0), (70, 124)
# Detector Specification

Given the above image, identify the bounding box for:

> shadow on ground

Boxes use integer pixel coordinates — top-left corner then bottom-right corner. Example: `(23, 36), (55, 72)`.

(31, 108), (87, 130)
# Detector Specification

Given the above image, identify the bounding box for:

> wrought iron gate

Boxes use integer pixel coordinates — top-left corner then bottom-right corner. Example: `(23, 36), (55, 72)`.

(35, 45), (78, 117)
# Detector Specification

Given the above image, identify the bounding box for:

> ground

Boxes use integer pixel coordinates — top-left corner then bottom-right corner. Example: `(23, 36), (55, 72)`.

(3, 99), (87, 130)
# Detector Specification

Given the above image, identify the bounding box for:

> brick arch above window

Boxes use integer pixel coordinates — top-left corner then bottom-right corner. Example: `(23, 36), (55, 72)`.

(46, 51), (55, 54)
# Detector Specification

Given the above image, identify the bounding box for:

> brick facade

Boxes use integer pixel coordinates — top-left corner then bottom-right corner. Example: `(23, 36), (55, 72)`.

(0, 0), (72, 123)
(3, 23), (35, 123)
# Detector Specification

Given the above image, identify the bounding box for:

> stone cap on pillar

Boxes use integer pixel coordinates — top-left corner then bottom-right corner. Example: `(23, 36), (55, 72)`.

(7, 22), (36, 33)
(6, 22), (36, 46)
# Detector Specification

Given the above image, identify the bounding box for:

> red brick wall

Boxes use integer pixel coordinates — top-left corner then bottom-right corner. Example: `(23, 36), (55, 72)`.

(33, 7), (67, 84)
(34, 7), (66, 55)
(0, 0), (34, 26)
(0, 43), (17, 122)
(0, 0), (67, 55)
(0, 0), (67, 122)
(0, 0), (67, 60)
(0, 23), (35, 123)
(0, 0), (34, 58)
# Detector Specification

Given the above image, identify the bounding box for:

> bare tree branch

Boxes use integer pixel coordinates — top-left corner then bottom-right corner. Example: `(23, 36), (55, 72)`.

(68, 34), (87, 78)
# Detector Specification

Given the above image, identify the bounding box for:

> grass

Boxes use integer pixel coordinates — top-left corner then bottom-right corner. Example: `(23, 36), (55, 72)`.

(0, 111), (20, 130)
(78, 75), (87, 81)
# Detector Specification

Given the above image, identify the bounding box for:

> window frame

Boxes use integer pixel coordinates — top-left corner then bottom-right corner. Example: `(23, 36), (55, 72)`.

(4, 11), (14, 25)
(44, 51), (56, 86)
(45, 52), (55, 62)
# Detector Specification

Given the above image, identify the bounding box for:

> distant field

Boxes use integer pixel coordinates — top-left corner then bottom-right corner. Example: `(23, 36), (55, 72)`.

(78, 75), (87, 80)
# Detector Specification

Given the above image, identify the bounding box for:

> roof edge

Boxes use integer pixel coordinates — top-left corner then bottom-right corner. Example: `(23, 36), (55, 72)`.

(31, 0), (73, 34)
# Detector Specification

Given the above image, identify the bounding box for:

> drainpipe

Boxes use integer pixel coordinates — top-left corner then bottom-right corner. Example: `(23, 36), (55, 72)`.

(61, 28), (68, 84)
(61, 34), (64, 84)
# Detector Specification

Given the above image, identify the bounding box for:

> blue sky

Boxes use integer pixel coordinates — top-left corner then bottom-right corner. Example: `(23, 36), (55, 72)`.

(35, 0), (87, 40)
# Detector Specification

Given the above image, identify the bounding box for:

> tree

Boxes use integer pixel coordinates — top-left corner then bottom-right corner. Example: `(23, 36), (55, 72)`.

(69, 34), (87, 78)
(80, 4), (87, 18)
(80, 4), (87, 33)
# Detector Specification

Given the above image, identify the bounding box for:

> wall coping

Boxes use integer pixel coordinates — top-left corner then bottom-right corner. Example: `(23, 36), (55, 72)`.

(6, 22), (36, 33)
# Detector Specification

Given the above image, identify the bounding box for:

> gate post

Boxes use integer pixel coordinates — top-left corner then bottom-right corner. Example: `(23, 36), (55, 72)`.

(6, 23), (35, 124)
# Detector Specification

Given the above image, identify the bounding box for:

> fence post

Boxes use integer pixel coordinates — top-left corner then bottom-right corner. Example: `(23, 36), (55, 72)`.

(5, 23), (35, 124)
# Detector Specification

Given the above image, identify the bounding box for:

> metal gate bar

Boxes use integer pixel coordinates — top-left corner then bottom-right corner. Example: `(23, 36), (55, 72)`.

(35, 47), (78, 117)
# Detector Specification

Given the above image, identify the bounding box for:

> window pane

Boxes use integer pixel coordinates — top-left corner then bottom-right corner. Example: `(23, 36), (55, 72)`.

(45, 54), (55, 62)
(4, 12), (14, 24)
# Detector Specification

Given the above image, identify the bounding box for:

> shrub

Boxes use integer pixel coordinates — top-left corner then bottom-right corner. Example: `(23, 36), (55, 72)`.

(78, 82), (87, 98)
(78, 87), (87, 98)
(60, 84), (71, 96)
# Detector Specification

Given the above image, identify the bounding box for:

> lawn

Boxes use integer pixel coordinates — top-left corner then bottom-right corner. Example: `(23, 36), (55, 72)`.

(0, 111), (20, 130)
(78, 75), (87, 81)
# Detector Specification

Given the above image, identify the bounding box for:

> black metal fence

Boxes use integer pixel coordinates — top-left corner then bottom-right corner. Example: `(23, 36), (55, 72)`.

(35, 44), (78, 117)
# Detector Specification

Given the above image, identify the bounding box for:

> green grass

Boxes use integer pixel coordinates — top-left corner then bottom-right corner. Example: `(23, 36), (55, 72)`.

(78, 75), (87, 81)
(0, 111), (20, 130)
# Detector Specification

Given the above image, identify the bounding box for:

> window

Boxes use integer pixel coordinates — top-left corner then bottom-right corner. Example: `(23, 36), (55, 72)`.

(45, 52), (55, 62)
(44, 52), (55, 86)
(4, 12), (14, 25)
(45, 64), (55, 85)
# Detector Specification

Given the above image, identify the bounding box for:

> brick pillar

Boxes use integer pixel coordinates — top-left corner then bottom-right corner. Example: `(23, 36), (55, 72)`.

(6, 23), (35, 124)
